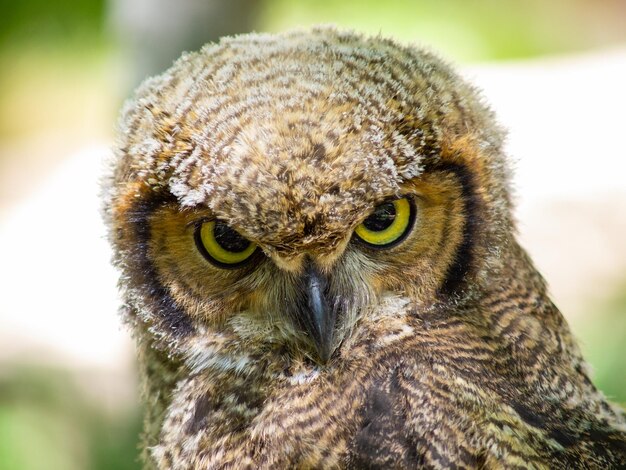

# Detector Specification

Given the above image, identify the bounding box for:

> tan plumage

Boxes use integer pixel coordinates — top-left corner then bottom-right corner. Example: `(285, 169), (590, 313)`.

(103, 27), (626, 469)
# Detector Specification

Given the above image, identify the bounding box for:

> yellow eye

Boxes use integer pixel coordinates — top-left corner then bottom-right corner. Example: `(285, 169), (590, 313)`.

(194, 220), (259, 268)
(354, 197), (414, 248)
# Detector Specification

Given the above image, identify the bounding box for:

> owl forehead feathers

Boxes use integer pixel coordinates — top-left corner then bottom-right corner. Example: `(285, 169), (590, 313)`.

(115, 27), (501, 251)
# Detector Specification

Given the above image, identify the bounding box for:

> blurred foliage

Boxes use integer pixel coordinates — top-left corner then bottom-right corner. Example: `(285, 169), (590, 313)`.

(259, 0), (626, 61)
(1, 0), (626, 140)
(0, 0), (114, 143)
(574, 282), (626, 406)
(0, 366), (141, 470)
(1, 0), (625, 141)
(0, 0), (106, 49)
(1, 0), (626, 60)
(0, 46), (117, 140)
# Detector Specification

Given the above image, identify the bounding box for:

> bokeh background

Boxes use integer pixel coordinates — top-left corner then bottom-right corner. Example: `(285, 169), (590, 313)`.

(1, 1), (625, 469)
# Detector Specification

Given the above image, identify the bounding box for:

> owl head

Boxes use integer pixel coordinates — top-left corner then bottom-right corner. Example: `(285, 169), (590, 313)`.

(103, 27), (512, 366)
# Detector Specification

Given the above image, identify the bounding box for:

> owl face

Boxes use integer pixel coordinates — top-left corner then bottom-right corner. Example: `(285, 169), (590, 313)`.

(137, 184), (459, 361)
(106, 27), (512, 364)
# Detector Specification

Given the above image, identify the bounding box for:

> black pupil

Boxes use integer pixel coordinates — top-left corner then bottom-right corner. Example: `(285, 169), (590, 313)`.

(363, 202), (396, 231)
(213, 222), (251, 252)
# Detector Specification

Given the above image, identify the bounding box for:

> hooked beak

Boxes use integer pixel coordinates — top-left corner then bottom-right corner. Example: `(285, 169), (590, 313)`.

(298, 260), (336, 363)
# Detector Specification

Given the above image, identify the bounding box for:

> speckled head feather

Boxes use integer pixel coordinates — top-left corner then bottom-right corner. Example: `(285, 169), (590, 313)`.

(109, 27), (510, 251)
(103, 27), (625, 469)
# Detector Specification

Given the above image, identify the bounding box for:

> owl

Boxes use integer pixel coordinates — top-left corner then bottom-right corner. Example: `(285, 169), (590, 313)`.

(103, 27), (626, 469)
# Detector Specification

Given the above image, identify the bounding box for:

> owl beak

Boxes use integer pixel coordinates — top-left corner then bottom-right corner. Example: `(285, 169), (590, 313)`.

(301, 261), (336, 364)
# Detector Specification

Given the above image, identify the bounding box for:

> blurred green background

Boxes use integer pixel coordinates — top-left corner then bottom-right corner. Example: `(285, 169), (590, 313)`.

(1, 1), (625, 469)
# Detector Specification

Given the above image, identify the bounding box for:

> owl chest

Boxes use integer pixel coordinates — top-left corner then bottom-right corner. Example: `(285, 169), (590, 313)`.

(156, 318), (581, 469)
(157, 326), (477, 468)
(156, 356), (391, 468)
